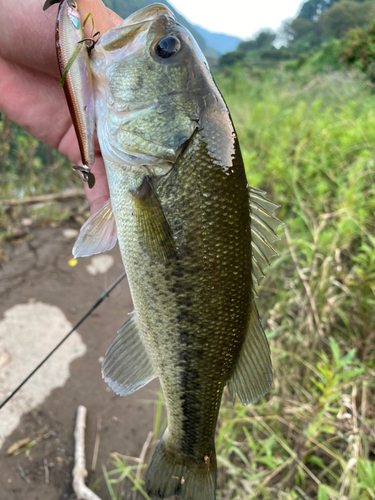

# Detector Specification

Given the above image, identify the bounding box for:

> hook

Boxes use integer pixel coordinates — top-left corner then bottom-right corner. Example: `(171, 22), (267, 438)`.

(72, 165), (96, 189)
(79, 32), (101, 53)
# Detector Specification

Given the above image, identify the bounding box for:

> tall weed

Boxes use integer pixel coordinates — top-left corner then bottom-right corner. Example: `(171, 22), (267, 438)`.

(212, 68), (375, 499)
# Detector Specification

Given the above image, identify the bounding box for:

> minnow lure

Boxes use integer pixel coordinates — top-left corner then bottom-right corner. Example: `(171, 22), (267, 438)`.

(44, 0), (97, 188)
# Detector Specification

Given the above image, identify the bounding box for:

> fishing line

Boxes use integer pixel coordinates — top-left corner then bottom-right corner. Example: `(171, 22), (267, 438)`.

(0, 271), (127, 410)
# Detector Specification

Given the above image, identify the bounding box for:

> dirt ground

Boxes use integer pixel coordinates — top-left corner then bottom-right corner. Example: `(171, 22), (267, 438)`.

(0, 220), (160, 500)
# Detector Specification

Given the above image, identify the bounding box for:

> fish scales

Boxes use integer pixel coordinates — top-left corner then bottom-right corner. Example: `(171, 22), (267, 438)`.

(156, 134), (252, 456)
(71, 4), (280, 499)
(107, 128), (252, 460)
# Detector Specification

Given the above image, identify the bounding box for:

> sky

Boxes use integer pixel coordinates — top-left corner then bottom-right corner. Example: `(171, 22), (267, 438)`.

(169, 0), (305, 39)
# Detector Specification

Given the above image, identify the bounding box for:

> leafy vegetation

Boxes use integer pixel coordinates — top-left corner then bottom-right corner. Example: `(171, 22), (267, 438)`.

(0, 113), (83, 261)
(0, 114), (74, 200)
(340, 19), (375, 81)
(219, 0), (375, 72)
(210, 67), (375, 499)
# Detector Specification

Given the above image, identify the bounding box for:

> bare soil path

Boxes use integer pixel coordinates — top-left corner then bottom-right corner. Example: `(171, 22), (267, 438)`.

(0, 222), (158, 500)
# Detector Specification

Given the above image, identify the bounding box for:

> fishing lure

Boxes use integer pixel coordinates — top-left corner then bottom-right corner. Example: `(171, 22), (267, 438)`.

(44, 0), (98, 188)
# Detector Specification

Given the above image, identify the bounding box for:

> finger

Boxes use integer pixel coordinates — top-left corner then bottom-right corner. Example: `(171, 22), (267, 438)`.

(0, 0), (59, 77)
(0, 56), (80, 159)
(0, 0), (123, 77)
(105, 7), (123, 27)
(82, 154), (110, 214)
(0, 54), (110, 214)
(78, 0), (123, 37)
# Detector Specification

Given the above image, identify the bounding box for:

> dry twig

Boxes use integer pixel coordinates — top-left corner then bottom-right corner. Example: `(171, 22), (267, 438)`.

(72, 406), (102, 500)
(284, 226), (327, 343)
(17, 465), (30, 483)
(0, 188), (85, 206)
(132, 431), (154, 500)
(91, 415), (102, 472)
(43, 458), (49, 484)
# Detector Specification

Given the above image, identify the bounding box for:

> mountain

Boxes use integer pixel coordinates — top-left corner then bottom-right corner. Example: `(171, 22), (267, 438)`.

(193, 25), (241, 56)
(102, 0), (208, 53)
(102, 0), (241, 59)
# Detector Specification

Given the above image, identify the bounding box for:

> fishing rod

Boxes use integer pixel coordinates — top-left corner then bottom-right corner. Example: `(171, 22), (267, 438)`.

(0, 271), (127, 410)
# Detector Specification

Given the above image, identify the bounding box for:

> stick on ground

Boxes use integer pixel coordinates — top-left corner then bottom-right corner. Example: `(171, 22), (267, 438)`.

(132, 431), (154, 500)
(0, 188), (85, 206)
(91, 414), (102, 472)
(72, 406), (102, 500)
(43, 458), (49, 484)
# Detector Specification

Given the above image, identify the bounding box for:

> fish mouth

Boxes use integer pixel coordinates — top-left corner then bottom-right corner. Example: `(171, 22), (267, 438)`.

(99, 4), (175, 52)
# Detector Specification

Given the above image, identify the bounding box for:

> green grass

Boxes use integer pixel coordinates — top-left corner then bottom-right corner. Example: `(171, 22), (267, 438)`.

(210, 67), (375, 499)
(0, 113), (78, 200)
(94, 390), (166, 500)
(0, 113), (85, 261)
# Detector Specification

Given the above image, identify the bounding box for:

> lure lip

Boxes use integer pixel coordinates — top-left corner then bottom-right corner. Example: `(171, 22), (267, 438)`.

(43, 0), (62, 11)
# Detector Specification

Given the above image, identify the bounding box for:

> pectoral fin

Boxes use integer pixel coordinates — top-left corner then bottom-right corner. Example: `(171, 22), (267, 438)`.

(227, 303), (272, 405)
(131, 177), (175, 261)
(102, 313), (155, 396)
(73, 199), (117, 258)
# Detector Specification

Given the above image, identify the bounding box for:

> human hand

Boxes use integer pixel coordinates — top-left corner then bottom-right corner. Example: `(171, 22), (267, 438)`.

(0, 0), (122, 213)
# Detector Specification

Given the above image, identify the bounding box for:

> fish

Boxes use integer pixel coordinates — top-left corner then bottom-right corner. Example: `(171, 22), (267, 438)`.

(71, 4), (281, 499)
(44, 0), (96, 187)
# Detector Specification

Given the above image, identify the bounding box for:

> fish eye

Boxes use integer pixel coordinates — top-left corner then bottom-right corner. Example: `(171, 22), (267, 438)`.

(154, 36), (181, 59)
(67, 0), (78, 9)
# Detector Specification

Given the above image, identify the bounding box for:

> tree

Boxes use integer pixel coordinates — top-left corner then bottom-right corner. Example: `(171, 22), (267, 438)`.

(298, 0), (369, 21)
(299, 0), (340, 21)
(237, 29), (276, 52)
(340, 19), (375, 80)
(287, 17), (318, 40)
(218, 51), (246, 67)
(320, 1), (375, 39)
(277, 16), (322, 51)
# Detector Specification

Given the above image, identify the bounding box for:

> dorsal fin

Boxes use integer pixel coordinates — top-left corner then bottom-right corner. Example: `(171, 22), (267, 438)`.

(249, 186), (282, 292)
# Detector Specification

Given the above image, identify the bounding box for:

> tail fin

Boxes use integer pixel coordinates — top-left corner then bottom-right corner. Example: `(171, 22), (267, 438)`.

(145, 434), (216, 500)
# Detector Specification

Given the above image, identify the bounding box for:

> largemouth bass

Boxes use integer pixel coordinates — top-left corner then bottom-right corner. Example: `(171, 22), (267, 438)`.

(72, 4), (281, 499)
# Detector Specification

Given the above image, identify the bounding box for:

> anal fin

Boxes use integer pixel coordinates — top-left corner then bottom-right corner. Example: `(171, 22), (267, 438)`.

(227, 303), (272, 405)
(102, 314), (155, 396)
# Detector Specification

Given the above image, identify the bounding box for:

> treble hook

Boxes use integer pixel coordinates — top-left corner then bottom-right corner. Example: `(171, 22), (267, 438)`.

(72, 165), (96, 189)
(79, 31), (101, 54)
